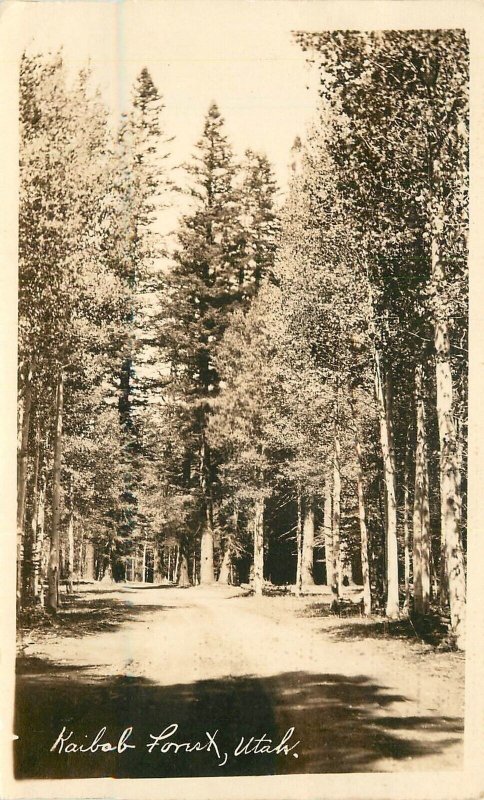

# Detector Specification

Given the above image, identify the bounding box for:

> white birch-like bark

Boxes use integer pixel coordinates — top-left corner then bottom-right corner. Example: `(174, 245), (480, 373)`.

(374, 352), (399, 618)
(413, 363), (431, 615)
(253, 497), (265, 596)
(431, 216), (466, 648)
(47, 373), (63, 613)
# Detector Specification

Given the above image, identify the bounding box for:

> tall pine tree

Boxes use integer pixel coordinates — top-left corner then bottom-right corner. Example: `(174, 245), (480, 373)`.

(113, 68), (172, 579)
(161, 104), (247, 583)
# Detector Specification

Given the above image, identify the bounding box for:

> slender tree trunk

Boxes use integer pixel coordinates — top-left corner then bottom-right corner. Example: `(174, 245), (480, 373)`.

(253, 496), (264, 596)
(153, 542), (162, 584)
(85, 540), (95, 581)
(350, 386), (371, 616)
(142, 538), (147, 583)
(341, 541), (353, 585)
(133, 546), (139, 582)
(66, 475), (75, 594)
(199, 434), (215, 584)
(432, 233), (466, 646)
(403, 428), (412, 615)
(59, 540), (65, 594)
(34, 448), (47, 603)
(323, 474), (333, 587)
(413, 363), (431, 615)
(302, 497), (315, 587)
(47, 372), (63, 614)
(374, 351), (399, 618)
(22, 421), (40, 605)
(295, 485), (303, 595)
(119, 356), (132, 429)
(17, 363), (33, 609)
(200, 522), (214, 583)
(439, 534), (449, 607)
(218, 545), (232, 584)
(177, 553), (190, 587)
(174, 544), (180, 583)
(219, 503), (238, 584)
(455, 416), (464, 540)
(101, 555), (113, 582)
(332, 428), (342, 600)
(449, 417), (464, 598)
(77, 530), (84, 585)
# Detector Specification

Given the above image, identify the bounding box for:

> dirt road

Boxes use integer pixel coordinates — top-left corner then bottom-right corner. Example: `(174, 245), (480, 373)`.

(15, 584), (464, 778)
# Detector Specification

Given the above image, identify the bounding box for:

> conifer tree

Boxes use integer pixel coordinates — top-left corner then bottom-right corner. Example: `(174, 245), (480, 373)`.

(160, 103), (246, 584)
(112, 68), (172, 578)
(238, 149), (280, 296)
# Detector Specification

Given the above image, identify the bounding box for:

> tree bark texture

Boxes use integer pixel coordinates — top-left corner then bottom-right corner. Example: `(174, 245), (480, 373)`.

(199, 434), (215, 584)
(253, 496), (264, 595)
(332, 429), (342, 599)
(177, 551), (191, 587)
(22, 422), (40, 605)
(34, 454), (47, 603)
(17, 363), (33, 608)
(413, 363), (431, 615)
(47, 373), (63, 613)
(84, 541), (95, 581)
(153, 542), (162, 584)
(301, 498), (315, 587)
(218, 545), (232, 584)
(295, 486), (303, 595)
(432, 225), (466, 648)
(323, 474), (333, 587)
(66, 475), (75, 594)
(350, 387), (371, 615)
(374, 352), (399, 618)
(403, 430), (412, 615)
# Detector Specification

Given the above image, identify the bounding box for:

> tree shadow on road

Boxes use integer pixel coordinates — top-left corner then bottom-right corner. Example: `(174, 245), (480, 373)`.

(317, 615), (456, 649)
(14, 656), (463, 779)
(299, 602), (458, 649)
(17, 594), (191, 639)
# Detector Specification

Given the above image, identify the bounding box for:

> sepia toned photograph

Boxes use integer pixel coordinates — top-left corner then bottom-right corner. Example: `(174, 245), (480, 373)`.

(2, 1), (484, 797)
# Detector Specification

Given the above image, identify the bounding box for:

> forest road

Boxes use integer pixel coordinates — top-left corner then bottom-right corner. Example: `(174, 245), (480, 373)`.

(15, 583), (465, 778)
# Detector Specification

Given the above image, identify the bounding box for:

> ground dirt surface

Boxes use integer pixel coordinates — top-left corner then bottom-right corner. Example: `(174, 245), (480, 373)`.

(14, 583), (465, 779)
